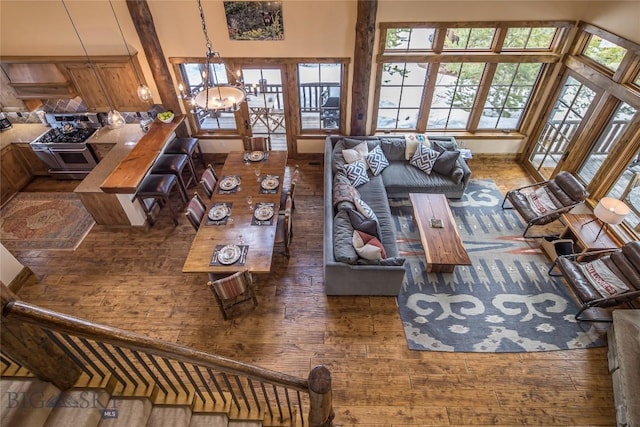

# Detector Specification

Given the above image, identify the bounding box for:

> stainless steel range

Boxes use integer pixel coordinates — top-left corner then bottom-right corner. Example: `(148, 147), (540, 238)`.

(30, 113), (102, 179)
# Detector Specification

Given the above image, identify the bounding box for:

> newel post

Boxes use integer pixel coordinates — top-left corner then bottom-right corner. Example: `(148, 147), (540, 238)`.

(308, 365), (334, 427)
(1, 284), (81, 390)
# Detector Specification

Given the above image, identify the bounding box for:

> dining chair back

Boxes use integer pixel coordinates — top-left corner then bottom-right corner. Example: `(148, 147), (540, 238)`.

(275, 192), (293, 258)
(245, 136), (272, 151)
(200, 164), (218, 199)
(280, 164), (300, 214)
(207, 269), (258, 320)
(185, 192), (207, 231)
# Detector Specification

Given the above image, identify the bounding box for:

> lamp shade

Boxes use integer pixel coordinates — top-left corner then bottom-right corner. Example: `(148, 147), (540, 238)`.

(594, 197), (630, 225)
(194, 86), (246, 112)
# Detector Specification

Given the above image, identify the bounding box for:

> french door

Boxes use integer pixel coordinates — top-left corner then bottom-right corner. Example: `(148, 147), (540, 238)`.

(241, 66), (287, 151)
(527, 75), (598, 179)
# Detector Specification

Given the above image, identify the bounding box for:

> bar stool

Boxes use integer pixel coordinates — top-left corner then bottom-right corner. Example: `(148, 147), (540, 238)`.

(133, 174), (181, 226)
(150, 153), (196, 204)
(164, 137), (206, 170)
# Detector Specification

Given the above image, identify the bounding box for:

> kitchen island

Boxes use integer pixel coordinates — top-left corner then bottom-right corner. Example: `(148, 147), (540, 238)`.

(73, 124), (145, 226)
(75, 116), (185, 227)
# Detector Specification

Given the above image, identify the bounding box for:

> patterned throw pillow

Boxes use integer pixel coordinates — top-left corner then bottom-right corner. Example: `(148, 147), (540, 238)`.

(352, 230), (387, 260)
(410, 143), (439, 174)
(354, 197), (378, 222)
(366, 145), (389, 176)
(405, 133), (425, 160)
(342, 141), (369, 164)
(344, 159), (370, 187)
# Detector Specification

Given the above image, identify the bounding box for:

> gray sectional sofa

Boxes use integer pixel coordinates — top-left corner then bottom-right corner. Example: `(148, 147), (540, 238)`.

(323, 135), (471, 296)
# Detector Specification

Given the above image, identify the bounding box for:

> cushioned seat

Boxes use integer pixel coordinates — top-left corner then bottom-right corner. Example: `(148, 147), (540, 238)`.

(134, 174), (181, 226)
(164, 137), (206, 170)
(557, 241), (640, 321)
(502, 171), (589, 237)
(150, 153), (196, 204)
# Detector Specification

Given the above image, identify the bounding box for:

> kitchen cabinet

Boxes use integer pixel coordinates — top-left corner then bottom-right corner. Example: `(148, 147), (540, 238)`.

(88, 142), (116, 162)
(1, 63), (76, 100)
(14, 143), (49, 176)
(62, 57), (150, 113)
(63, 63), (110, 112)
(1, 144), (32, 205)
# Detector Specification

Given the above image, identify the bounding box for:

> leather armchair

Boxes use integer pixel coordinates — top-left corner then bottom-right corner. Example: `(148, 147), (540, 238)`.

(502, 171), (589, 237)
(557, 241), (640, 321)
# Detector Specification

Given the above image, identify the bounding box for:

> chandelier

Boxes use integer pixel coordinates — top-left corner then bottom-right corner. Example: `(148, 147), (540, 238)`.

(187, 0), (246, 113)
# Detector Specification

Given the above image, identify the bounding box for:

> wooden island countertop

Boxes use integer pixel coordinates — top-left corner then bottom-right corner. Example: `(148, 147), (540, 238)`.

(100, 114), (185, 194)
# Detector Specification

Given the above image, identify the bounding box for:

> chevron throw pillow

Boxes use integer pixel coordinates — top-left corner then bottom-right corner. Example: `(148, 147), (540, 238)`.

(366, 145), (389, 176)
(410, 143), (439, 174)
(344, 159), (370, 187)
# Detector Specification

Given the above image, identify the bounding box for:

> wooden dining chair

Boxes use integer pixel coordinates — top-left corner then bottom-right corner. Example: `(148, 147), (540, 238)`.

(185, 192), (207, 231)
(244, 136), (272, 151)
(280, 164), (299, 215)
(207, 269), (258, 320)
(275, 192), (293, 258)
(200, 164), (218, 199)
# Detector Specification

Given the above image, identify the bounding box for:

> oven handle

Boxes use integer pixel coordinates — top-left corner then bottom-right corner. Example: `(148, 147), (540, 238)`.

(49, 147), (90, 152)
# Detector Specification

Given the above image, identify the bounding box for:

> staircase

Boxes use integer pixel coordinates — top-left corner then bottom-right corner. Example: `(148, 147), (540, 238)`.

(1, 285), (333, 427)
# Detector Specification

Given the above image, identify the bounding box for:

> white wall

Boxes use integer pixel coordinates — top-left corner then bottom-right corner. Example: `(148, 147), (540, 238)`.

(1, 243), (25, 286)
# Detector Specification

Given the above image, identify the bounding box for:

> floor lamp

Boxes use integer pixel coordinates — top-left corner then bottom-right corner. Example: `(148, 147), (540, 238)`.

(582, 197), (630, 239)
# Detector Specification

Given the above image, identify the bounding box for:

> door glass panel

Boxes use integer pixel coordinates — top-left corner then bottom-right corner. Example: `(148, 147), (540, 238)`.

(577, 102), (638, 184)
(298, 63), (342, 130)
(528, 76), (596, 179)
(242, 67), (285, 148)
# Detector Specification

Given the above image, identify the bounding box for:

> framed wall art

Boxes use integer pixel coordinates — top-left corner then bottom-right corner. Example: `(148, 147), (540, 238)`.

(224, 1), (284, 41)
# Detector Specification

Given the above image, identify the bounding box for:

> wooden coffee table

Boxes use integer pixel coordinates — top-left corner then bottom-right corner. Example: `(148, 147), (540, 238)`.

(409, 193), (471, 273)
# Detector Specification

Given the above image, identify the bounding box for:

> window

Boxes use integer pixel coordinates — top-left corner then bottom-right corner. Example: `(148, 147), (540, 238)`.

(298, 63), (343, 130)
(375, 22), (567, 133)
(478, 63), (542, 129)
(605, 149), (640, 234)
(428, 63), (484, 129)
(577, 102), (638, 184)
(442, 27), (495, 50)
(582, 34), (627, 73)
(178, 62), (238, 132)
(377, 62), (427, 130)
(503, 27), (557, 50)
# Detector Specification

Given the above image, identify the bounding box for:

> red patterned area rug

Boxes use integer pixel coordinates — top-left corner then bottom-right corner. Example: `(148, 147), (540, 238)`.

(1, 192), (95, 251)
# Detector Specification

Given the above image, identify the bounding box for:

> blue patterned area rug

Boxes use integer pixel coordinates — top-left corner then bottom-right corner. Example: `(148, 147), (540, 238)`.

(393, 179), (608, 352)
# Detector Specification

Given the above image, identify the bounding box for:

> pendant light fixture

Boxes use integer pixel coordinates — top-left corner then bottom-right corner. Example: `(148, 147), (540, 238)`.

(192, 0), (246, 113)
(62, 0), (125, 129)
(108, 0), (152, 103)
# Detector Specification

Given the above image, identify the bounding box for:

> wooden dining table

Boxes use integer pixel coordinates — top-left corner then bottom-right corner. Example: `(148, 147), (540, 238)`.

(182, 150), (287, 278)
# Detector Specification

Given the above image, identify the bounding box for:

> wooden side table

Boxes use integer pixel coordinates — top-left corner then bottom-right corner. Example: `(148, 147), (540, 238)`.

(560, 213), (622, 258)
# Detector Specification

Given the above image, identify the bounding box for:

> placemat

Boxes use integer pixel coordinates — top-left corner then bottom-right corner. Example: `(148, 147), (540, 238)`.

(205, 202), (233, 226)
(210, 244), (248, 266)
(218, 176), (241, 194)
(259, 175), (280, 194)
(251, 202), (276, 226)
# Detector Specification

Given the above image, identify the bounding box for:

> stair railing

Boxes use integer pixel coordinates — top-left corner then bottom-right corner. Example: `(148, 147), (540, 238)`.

(2, 297), (334, 427)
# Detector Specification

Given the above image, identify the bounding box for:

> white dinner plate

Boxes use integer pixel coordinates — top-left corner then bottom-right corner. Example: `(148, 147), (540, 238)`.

(254, 204), (274, 221)
(217, 245), (242, 265)
(261, 176), (279, 190)
(249, 151), (265, 162)
(208, 205), (229, 221)
(219, 176), (239, 191)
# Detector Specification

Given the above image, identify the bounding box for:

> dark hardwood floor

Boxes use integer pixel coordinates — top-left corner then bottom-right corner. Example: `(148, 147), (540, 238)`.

(9, 155), (615, 426)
